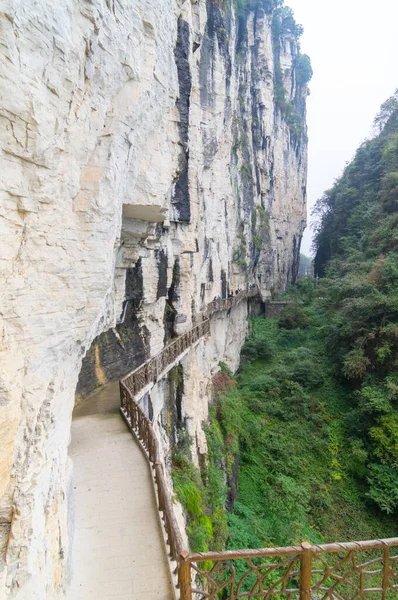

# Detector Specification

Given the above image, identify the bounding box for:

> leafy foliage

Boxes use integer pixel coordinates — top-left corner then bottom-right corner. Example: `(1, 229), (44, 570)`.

(374, 89), (398, 132)
(242, 336), (274, 361)
(207, 313), (395, 552)
(295, 53), (313, 86)
(233, 0), (284, 18)
(278, 303), (309, 330)
(173, 451), (213, 553)
(173, 420), (229, 552)
(312, 90), (398, 516)
(367, 463), (398, 513)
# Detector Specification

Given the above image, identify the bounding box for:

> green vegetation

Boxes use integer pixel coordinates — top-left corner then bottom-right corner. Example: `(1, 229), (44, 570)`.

(271, 5), (303, 38)
(172, 425), (228, 553)
(311, 89), (398, 517)
(173, 91), (398, 556)
(216, 305), (395, 551)
(295, 53), (313, 86)
(233, 0), (284, 19)
(277, 302), (309, 330)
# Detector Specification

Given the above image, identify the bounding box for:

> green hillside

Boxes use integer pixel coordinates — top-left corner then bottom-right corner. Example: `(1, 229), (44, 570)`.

(173, 91), (398, 553)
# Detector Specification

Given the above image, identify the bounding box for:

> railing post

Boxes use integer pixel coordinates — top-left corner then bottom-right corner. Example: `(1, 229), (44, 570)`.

(154, 461), (164, 511)
(300, 542), (312, 600)
(178, 551), (192, 600)
(382, 545), (390, 599)
(119, 382), (124, 408)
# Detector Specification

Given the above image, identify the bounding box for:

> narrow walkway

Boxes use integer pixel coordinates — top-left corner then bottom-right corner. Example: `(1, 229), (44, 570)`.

(67, 383), (174, 600)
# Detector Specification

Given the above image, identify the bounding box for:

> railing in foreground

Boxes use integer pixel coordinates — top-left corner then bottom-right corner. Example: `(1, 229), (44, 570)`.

(120, 381), (184, 562)
(182, 540), (398, 599)
(120, 383), (398, 599)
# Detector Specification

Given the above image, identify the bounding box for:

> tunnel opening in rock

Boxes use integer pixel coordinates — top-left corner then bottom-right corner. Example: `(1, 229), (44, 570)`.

(75, 203), (165, 403)
(75, 259), (149, 403)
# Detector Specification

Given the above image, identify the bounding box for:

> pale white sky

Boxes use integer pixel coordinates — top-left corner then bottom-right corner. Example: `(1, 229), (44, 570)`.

(286, 0), (398, 255)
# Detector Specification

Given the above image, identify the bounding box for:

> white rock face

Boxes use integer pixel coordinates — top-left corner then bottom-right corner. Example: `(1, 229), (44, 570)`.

(0, 0), (308, 597)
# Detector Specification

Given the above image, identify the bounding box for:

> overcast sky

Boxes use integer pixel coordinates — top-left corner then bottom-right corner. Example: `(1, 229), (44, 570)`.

(285, 0), (398, 255)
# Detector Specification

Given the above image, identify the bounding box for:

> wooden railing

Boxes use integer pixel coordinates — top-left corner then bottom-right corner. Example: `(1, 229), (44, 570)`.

(120, 383), (398, 599)
(120, 381), (185, 562)
(181, 539), (398, 599)
(122, 288), (261, 399)
(203, 287), (261, 319)
(123, 319), (211, 398)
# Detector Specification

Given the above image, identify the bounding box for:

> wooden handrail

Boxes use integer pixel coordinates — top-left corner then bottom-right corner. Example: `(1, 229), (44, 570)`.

(203, 287), (261, 318)
(185, 537), (398, 563)
(186, 538), (398, 599)
(120, 381), (185, 562)
(122, 288), (261, 400)
(122, 319), (211, 399)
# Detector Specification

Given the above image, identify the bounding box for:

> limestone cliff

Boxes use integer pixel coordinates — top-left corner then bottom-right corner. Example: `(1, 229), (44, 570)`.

(0, 0), (308, 597)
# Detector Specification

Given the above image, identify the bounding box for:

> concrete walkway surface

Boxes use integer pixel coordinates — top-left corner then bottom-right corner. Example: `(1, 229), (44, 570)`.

(66, 383), (174, 599)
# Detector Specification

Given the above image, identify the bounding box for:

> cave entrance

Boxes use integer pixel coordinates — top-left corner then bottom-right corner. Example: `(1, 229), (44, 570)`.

(74, 203), (163, 404)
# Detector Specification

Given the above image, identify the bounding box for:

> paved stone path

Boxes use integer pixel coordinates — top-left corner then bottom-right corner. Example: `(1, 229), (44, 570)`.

(67, 383), (174, 600)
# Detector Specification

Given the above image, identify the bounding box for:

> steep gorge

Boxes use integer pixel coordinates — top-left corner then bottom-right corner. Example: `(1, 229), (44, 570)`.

(0, 0), (309, 597)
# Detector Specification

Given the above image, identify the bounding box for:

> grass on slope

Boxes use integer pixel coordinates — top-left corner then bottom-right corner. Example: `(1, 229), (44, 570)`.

(223, 315), (395, 550)
(173, 311), (395, 555)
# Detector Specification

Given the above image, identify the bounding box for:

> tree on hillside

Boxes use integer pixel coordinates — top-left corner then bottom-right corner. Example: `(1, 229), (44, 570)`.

(374, 88), (398, 132)
(312, 90), (398, 515)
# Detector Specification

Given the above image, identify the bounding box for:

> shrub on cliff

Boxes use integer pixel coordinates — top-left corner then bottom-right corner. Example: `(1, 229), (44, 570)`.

(278, 303), (309, 330)
(241, 336), (274, 361)
(213, 370), (236, 399)
(295, 53), (313, 86)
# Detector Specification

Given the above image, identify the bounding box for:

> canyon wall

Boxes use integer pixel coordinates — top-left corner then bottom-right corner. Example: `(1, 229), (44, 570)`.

(0, 0), (308, 597)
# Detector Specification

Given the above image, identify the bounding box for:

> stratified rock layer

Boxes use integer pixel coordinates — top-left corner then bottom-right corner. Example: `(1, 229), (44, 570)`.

(0, 0), (308, 597)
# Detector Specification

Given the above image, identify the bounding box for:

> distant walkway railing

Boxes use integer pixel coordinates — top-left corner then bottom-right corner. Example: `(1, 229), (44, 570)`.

(120, 382), (398, 599)
(123, 319), (210, 398)
(203, 287), (261, 318)
(122, 288), (261, 398)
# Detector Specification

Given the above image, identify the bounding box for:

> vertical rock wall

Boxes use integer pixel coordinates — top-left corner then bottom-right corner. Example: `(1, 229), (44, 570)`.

(0, 0), (308, 597)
